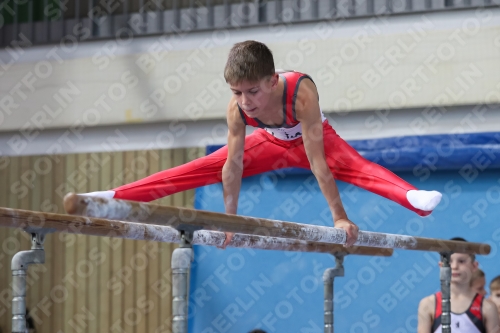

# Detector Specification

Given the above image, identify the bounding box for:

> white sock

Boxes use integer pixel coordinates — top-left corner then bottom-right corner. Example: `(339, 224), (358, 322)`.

(406, 190), (442, 211)
(81, 190), (115, 199)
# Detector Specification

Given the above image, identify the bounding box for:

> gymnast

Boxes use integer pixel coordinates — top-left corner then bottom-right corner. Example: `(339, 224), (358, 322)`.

(417, 238), (499, 333)
(82, 40), (442, 247)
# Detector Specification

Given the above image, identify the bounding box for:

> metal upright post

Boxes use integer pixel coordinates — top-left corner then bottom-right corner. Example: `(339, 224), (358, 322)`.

(12, 233), (46, 333)
(323, 254), (345, 333)
(172, 231), (194, 333)
(440, 252), (452, 333)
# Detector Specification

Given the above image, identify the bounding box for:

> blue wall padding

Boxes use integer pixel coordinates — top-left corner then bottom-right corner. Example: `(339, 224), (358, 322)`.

(206, 131), (500, 173)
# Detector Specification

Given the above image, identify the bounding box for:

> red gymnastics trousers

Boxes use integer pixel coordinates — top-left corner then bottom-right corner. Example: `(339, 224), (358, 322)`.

(113, 120), (429, 216)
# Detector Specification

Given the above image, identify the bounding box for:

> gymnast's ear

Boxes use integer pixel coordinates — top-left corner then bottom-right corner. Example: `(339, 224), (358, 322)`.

(269, 73), (279, 87)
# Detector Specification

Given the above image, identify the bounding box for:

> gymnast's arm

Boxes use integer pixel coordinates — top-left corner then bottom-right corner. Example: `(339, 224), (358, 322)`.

(484, 298), (500, 333)
(295, 79), (358, 247)
(417, 295), (434, 333)
(221, 99), (246, 248)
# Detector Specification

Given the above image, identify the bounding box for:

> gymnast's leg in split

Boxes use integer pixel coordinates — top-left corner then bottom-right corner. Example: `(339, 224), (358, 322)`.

(81, 129), (294, 202)
(286, 121), (442, 217)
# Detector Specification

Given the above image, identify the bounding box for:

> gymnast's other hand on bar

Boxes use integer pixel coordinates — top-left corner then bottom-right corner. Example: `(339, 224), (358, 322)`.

(220, 232), (234, 249)
(334, 218), (359, 247)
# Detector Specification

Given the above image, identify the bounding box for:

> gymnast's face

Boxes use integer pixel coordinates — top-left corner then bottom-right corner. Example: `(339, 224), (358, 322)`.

(229, 75), (279, 119)
(448, 253), (477, 285)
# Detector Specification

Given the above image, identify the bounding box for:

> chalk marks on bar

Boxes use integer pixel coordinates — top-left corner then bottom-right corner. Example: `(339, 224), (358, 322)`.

(0, 207), (390, 255)
(63, 193), (491, 255)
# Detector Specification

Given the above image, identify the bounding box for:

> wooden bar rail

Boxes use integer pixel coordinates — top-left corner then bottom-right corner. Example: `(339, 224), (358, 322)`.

(0, 207), (390, 255)
(64, 193), (491, 255)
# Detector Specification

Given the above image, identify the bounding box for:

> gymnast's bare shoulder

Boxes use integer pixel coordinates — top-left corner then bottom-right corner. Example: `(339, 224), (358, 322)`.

(417, 294), (435, 333)
(483, 298), (500, 333)
(226, 96), (245, 133)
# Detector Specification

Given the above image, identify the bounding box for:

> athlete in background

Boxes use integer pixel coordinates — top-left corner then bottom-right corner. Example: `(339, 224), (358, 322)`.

(418, 238), (499, 333)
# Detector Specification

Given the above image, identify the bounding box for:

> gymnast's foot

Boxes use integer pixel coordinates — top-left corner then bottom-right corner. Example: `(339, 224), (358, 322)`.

(81, 190), (116, 199)
(407, 190), (442, 213)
